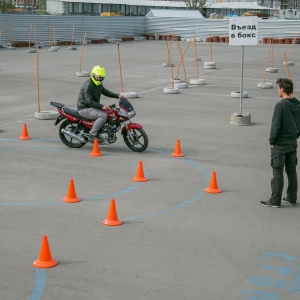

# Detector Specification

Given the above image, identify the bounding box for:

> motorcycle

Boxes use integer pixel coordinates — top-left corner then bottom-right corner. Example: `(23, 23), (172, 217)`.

(50, 98), (148, 152)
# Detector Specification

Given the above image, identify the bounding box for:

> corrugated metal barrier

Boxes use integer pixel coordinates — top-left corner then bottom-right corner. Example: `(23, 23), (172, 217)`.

(1, 14), (300, 47)
(146, 17), (300, 40)
(0, 14), (146, 46)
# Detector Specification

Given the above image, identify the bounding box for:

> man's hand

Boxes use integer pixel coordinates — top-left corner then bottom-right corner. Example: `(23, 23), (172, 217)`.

(103, 105), (110, 111)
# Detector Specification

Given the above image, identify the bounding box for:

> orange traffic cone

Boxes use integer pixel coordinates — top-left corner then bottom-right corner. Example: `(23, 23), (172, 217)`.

(90, 138), (103, 156)
(171, 139), (184, 157)
(33, 235), (58, 268)
(102, 199), (122, 226)
(205, 171), (222, 194)
(63, 178), (80, 203)
(132, 161), (148, 182)
(19, 123), (31, 140)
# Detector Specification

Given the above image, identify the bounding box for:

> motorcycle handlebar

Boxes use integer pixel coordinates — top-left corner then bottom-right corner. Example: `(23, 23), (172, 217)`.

(109, 98), (128, 109)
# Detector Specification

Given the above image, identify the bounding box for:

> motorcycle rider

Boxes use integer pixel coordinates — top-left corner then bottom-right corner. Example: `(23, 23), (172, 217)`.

(77, 65), (123, 142)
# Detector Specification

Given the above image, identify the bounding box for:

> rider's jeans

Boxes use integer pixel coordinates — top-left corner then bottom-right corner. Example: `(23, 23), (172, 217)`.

(270, 141), (298, 205)
(78, 108), (108, 136)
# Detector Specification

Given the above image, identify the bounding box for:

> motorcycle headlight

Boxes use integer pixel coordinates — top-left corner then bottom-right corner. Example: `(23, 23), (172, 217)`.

(127, 110), (136, 118)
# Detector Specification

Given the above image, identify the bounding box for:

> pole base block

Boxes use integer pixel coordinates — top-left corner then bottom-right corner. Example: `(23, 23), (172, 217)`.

(283, 61), (294, 66)
(163, 87), (179, 94)
(257, 82), (273, 89)
(230, 112), (252, 126)
(76, 71), (90, 77)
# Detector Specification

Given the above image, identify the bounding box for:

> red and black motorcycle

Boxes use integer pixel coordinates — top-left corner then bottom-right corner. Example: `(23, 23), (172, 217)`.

(50, 99), (148, 152)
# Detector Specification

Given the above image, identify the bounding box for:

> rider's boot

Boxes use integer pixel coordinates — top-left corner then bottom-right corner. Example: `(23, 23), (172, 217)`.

(86, 133), (98, 141)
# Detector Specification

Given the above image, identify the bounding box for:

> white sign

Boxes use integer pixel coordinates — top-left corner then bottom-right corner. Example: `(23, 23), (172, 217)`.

(229, 17), (258, 46)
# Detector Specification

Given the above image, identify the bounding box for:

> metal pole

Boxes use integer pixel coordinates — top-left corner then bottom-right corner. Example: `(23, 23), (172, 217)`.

(117, 42), (124, 93)
(36, 45), (40, 113)
(240, 45), (244, 114)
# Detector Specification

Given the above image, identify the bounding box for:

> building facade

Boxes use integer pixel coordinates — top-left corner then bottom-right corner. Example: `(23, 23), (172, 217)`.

(46, 0), (186, 15)
(6, 0), (300, 16)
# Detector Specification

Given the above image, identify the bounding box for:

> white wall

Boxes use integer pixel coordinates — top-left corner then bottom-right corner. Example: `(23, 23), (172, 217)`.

(47, 0), (64, 14)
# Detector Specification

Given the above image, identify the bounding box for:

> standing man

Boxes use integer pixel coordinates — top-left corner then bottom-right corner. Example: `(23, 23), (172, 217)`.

(77, 65), (123, 141)
(261, 78), (300, 207)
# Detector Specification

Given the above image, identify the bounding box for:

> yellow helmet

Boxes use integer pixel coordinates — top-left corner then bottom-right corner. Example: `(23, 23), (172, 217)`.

(91, 66), (106, 86)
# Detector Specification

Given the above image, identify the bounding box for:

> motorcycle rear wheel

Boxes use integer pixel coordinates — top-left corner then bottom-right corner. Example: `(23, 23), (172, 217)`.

(123, 128), (148, 152)
(59, 120), (88, 148)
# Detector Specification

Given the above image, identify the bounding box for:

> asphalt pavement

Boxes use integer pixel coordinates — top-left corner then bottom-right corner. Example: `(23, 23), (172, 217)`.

(1, 39), (300, 300)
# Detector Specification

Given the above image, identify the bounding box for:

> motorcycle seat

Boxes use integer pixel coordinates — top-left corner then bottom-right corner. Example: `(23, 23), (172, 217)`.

(63, 107), (92, 121)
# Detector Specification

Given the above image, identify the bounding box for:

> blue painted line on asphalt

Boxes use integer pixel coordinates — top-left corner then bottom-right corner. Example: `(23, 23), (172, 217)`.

(0, 138), (59, 142)
(0, 182), (146, 206)
(262, 252), (298, 263)
(0, 147), (84, 154)
(249, 276), (287, 289)
(0, 138), (20, 141)
(81, 181), (144, 202)
(0, 147), (209, 209)
(180, 157), (211, 186)
(1, 142), (209, 300)
(29, 268), (46, 300)
(240, 289), (280, 300)
(241, 253), (300, 299)
(0, 202), (59, 207)
(122, 191), (204, 221)
(259, 265), (292, 276)
(289, 265), (300, 294)
(0, 148), (148, 206)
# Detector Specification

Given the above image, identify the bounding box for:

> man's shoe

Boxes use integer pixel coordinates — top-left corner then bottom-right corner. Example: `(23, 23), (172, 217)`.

(282, 198), (296, 206)
(86, 133), (97, 142)
(260, 201), (280, 208)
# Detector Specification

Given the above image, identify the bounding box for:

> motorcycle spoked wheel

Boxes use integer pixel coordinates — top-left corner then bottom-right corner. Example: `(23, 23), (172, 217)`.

(123, 128), (148, 152)
(59, 120), (88, 148)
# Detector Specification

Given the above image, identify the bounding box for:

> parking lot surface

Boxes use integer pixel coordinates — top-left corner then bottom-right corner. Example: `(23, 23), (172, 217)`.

(1, 40), (300, 299)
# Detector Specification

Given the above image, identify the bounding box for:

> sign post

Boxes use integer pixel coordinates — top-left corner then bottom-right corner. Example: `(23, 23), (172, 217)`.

(229, 17), (258, 125)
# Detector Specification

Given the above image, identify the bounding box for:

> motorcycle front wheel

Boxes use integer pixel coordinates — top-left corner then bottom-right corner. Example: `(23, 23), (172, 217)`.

(123, 128), (148, 152)
(59, 120), (88, 148)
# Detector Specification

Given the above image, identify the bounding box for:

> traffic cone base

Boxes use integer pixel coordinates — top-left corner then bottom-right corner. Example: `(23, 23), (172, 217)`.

(132, 176), (148, 182)
(33, 258), (58, 268)
(171, 152), (184, 157)
(63, 179), (80, 203)
(19, 123), (31, 140)
(205, 171), (222, 194)
(90, 138), (103, 156)
(63, 195), (80, 203)
(132, 161), (148, 182)
(171, 139), (184, 157)
(205, 187), (222, 194)
(102, 199), (122, 226)
(33, 235), (58, 268)
(102, 218), (123, 226)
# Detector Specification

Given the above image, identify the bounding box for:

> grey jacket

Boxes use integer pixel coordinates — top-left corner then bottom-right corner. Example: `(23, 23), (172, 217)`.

(77, 79), (119, 110)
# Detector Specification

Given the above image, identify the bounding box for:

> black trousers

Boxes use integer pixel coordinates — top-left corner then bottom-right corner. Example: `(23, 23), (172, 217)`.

(270, 141), (298, 205)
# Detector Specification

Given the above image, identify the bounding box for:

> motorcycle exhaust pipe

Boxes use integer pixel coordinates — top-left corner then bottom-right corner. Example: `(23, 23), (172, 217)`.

(61, 128), (85, 143)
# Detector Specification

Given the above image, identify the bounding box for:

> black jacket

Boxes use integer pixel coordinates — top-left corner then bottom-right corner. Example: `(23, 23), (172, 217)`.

(269, 97), (300, 145)
(77, 79), (119, 110)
